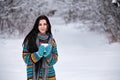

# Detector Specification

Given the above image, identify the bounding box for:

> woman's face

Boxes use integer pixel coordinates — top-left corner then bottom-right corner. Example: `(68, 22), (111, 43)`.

(38, 19), (48, 34)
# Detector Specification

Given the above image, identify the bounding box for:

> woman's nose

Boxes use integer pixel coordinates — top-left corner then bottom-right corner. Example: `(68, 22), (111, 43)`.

(41, 24), (44, 27)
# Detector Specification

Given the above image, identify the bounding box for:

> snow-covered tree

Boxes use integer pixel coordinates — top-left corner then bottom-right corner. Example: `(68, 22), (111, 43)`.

(0, 0), (57, 38)
(96, 0), (120, 42)
(0, 0), (120, 42)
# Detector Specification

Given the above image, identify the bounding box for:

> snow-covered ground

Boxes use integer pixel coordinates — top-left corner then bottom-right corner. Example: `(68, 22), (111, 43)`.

(0, 17), (120, 80)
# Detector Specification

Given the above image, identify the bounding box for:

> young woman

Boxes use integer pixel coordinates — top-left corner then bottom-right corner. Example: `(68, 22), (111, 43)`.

(22, 15), (58, 80)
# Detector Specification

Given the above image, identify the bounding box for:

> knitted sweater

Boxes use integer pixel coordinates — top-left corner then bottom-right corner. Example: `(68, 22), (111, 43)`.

(22, 38), (58, 80)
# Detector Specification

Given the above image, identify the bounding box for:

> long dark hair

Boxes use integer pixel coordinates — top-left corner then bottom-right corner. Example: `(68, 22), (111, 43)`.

(23, 15), (52, 53)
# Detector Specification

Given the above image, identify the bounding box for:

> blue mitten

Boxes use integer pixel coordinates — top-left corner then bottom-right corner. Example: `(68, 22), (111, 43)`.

(38, 45), (45, 56)
(44, 44), (52, 57)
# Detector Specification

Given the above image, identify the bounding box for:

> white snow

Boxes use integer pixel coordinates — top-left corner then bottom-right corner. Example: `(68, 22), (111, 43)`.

(0, 17), (120, 80)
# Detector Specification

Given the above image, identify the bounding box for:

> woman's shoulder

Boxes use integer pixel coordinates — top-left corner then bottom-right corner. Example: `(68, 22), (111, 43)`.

(52, 38), (57, 46)
(23, 38), (29, 47)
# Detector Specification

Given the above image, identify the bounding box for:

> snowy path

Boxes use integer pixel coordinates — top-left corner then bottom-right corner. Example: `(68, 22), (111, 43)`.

(0, 17), (120, 80)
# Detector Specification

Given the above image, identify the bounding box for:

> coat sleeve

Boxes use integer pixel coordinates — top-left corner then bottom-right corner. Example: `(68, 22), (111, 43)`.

(45, 39), (58, 66)
(22, 41), (42, 64)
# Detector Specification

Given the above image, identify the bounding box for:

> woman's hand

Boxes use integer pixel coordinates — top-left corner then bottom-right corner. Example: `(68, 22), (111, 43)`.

(38, 45), (45, 56)
(44, 44), (52, 57)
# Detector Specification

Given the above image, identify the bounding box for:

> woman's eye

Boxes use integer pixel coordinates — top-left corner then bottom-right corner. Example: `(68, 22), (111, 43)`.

(39, 23), (47, 26)
(44, 23), (47, 26)
(39, 24), (42, 26)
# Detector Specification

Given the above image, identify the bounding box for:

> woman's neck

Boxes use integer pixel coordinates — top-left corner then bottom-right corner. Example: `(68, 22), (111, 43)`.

(39, 32), (46, 35)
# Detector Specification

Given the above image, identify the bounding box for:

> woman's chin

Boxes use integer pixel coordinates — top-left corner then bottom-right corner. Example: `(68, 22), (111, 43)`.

(40, 31), (46, 34)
